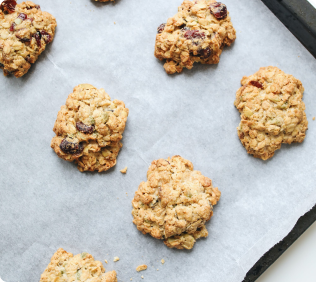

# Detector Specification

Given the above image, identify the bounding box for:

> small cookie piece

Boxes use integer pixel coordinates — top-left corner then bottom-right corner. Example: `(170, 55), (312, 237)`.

(154, 0), (236, 74)
(132, 156), (221, 250)
(234, 66), (308, 160)
(120, 167), (127, 173)
(40, 248), (117, 282)
(136, 265), (147, 272)
(0, 0), (56, 77)
(51, 84), (129, 172)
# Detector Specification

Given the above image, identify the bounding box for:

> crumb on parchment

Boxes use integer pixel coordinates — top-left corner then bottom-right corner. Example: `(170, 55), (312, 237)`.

(120, 167), (128, 174)
(313, 117), (315, 121)
(114, 257), (120, 262)
(141, 276), (144, 279)
(104, 259), (108, 264)
(136, 265), (147, 272)
(161, 259), (165, 264)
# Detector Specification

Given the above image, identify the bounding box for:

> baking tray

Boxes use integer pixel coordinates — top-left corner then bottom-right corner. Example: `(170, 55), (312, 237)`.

(0, 0), (316, 282)
(245, 1), (316, 280)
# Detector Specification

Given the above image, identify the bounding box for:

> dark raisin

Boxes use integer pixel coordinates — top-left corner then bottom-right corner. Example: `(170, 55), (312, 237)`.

(9, 22), (15, 31)
(184, 30), (205, 40)
(33, 31), (41, 47)
(0, 62), (4, 68)
(199, 47), (212, 59)
(0, 0), (17, 14)
(157, 23), (165, 34)
(210, 2), (227, 20)
(249, 81), (263, 89)
(60, 139), (84, 155)
(18, 13), (27, 20)
(15, 34), (31, 42)
(25, 55), (31, 62)
(40, 30), (52, 43)
(76, 121), (95, 134)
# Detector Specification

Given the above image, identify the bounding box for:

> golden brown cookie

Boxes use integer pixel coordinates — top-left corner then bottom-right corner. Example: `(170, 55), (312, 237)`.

(132, 156), (221, 250)
(234, 66), (308, 160)
(0, 0), (56, 77)
(51, 84), (129, 172)
(40, 248), (117, 282)
(154, 0), (236, 74)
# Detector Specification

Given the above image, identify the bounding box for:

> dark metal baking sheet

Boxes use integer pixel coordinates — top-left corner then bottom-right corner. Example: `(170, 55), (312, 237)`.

(245, 1), (316, 280)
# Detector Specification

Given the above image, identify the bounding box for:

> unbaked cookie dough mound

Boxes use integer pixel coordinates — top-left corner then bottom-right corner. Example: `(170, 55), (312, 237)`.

(40, 248), (117, 282)
(51, 84), (129, 172)
(132, 156), (221, 250)
(234, 66), (308, 160)
(0, 0), (57, 77)
(154, 0), (236, 74)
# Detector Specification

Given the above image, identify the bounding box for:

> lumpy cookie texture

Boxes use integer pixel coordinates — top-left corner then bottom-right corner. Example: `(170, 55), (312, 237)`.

(40, 248), (117, 282)
(234, 66), (308, 160)
(154, 0), (236, 74)
(132, 156), (221, 250)
(0, 0), (56, 77)
(51, 84), (129, 172)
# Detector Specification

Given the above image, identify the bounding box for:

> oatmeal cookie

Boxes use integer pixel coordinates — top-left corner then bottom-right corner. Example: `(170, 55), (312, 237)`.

(154, 0), (236, 74)
(0, 0), (56, 77)
(51, 84), (129, 172)
(234, 66), (308, 160)
(132, 156), (221, 250)
(40, 248), (117, 282)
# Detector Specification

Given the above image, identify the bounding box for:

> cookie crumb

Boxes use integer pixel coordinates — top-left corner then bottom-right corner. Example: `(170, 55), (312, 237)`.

(161, 259), (165, 264)
(141, 276), (144, 279)
(104, 259), (108, 264)
(130, 279), (132, 281)
(136, 265), (147, 272)
(114, 257), (120, 262)
(313, 117), (315, 121)
(114, 22), (116, 24)
(120, 167), (128, 174)
(157, 269), (159, 271)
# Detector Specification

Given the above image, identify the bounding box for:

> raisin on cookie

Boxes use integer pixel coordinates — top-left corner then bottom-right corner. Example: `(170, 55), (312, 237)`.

(154, 0), (236, 74)
(0, 0), (56, 77)
(51, 84), (129, 172)
(132, 156), (221, 250)
(40, 248), (117, 282)
(234, 66), (308, 160)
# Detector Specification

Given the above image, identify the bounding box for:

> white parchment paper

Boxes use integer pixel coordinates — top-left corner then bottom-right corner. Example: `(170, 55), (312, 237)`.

(0, 0), (316, 281)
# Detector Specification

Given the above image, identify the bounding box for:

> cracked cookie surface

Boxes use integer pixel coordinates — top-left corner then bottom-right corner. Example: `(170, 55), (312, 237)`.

(0, 0), (56, 77)
(154, 0), (236, 74)
(51, 84), (129, 172)
(40, 248), (117, 282)
(132, 156), (221, 250)
(234, 66), (308, 160)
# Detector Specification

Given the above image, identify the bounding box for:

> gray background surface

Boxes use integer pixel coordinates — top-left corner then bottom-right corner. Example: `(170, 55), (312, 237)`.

(0, 0), (316, 281)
